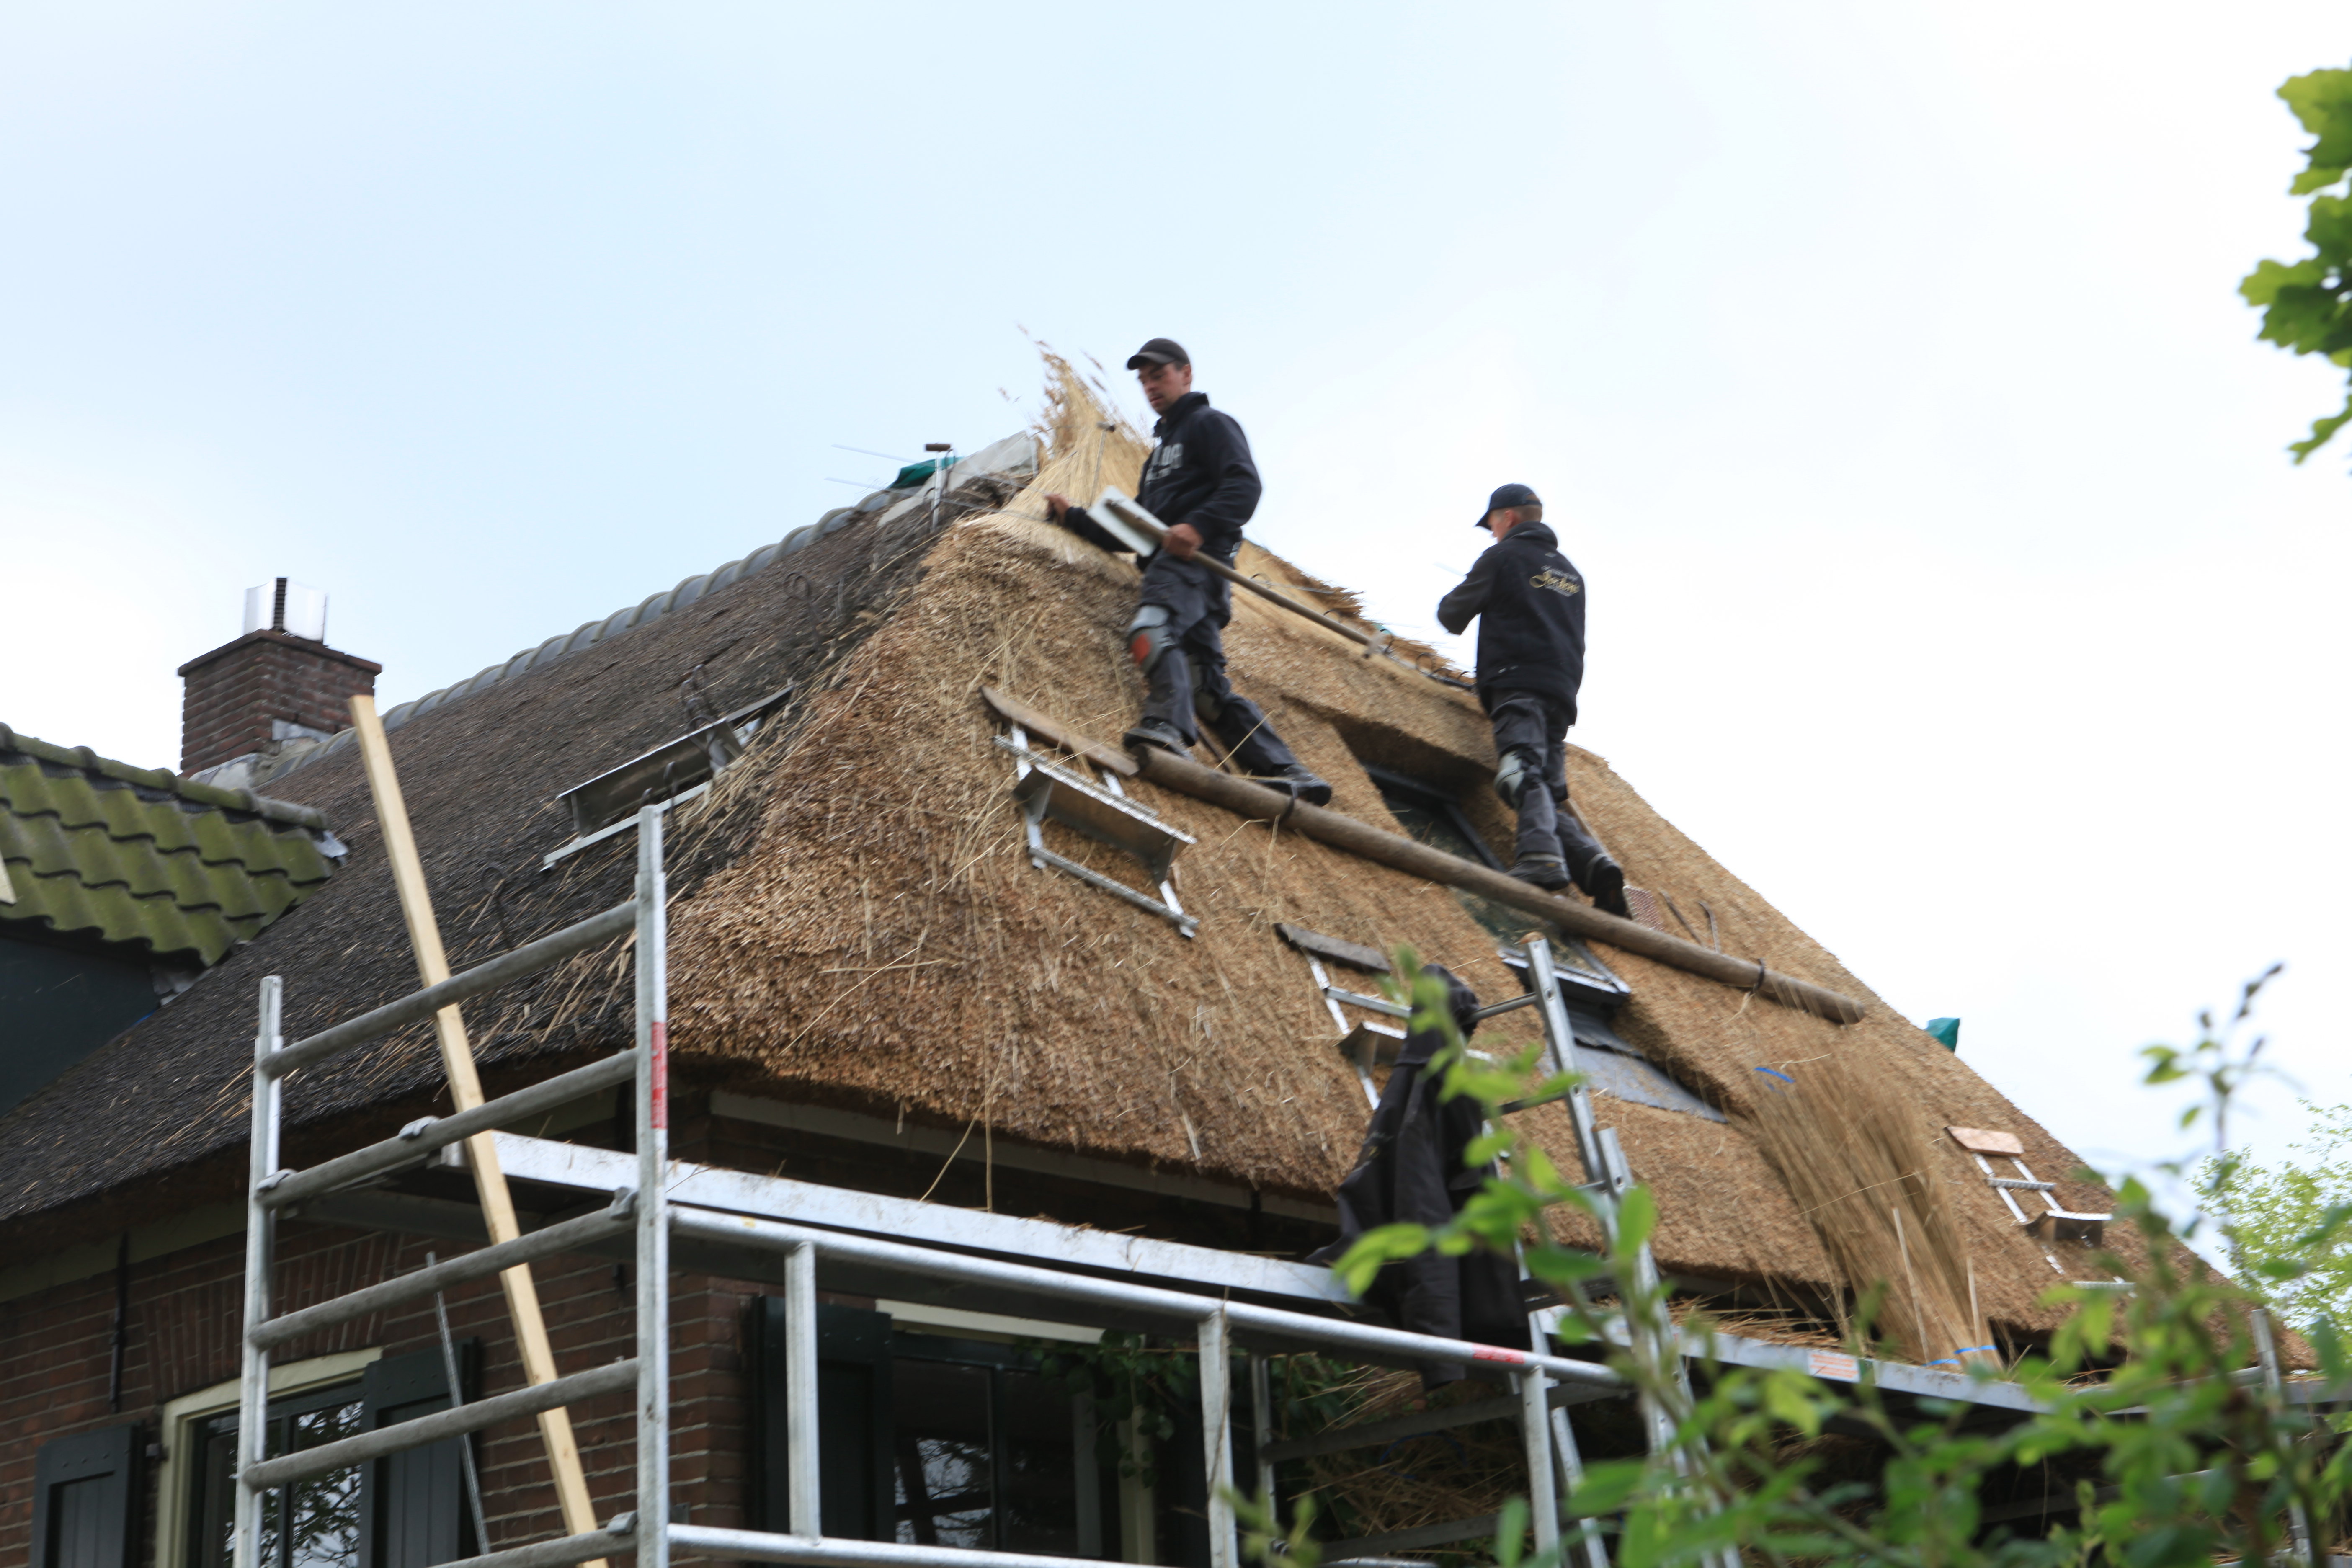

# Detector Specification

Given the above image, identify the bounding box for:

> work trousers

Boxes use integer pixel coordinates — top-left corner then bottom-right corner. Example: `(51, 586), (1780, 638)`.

(1135, 551), (1303, 774)
(1487, 691), (1609, 877)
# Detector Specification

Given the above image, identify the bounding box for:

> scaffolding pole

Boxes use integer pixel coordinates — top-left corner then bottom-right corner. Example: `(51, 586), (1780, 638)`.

(239, 822), (1739, 1568)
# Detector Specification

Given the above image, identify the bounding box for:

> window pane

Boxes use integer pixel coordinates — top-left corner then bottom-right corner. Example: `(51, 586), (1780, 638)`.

(286, 1401), (364, 1568)
(891, 1361), (993, 1548)
(186, 1393), (364, 1568)
(995, 1371), (1080, 1556)
(191, 1416), (240, 1568)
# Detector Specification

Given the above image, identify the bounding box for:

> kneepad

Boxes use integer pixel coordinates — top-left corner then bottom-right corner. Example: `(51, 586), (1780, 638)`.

(1494, 750), (1538, 805)
(1126, 605), (1176, 670)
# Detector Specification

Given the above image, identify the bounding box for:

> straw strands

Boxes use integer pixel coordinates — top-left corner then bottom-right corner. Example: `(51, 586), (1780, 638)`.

(635, 358), (2140, 1339)
(1741, 1056), (1995, 1369)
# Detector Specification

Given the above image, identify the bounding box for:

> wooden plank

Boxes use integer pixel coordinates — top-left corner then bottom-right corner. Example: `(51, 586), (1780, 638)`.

(977, 686), (1137, 776)
(348, 696), (606, 1560)
(1274, 921), (1390, 975)
(1946, 1125), (2025, 1156)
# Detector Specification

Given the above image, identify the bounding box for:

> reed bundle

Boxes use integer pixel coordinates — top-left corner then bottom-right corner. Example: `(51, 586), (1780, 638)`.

(1742, 1057), (1994, 1369)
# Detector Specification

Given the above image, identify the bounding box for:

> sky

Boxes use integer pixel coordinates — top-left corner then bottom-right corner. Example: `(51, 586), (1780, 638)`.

(4, 3), (2345, 1222)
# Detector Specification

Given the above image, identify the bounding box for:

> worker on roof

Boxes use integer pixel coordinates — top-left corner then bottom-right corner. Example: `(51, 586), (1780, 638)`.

(1436, 484), (1628, 913)
(1045, 338), (1331, 805)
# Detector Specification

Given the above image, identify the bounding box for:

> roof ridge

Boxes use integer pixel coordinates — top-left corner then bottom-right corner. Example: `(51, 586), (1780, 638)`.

(0, 724), (328, 830)
(265, 429), (1037, 781)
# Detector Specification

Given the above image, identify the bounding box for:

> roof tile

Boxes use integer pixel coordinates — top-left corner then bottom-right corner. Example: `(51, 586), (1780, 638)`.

(0, 733), (338, 965)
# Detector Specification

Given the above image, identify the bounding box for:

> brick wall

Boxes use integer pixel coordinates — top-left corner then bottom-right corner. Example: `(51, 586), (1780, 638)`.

(0, 1221), (756, 1564)
(0, 1091), (1309, 1566)
(176, 632), (382, 777)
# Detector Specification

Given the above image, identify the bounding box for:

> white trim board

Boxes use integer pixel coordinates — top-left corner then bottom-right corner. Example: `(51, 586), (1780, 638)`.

(708, 1091), (1338, 1225)
(480, 1132), (1354, 1309)
(879, 1300), (1104, 1345)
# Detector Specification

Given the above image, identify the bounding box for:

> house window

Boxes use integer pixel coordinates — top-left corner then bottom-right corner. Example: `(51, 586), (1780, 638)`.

(1357, 764), (1581, 951)
(755, 1302), (1109, 1558)
(186, 1380), (365, 1568)
(894, 1345), (1084, 1553)
(165, 1348), (472, 1568)
(1358, 766), (1503, 872)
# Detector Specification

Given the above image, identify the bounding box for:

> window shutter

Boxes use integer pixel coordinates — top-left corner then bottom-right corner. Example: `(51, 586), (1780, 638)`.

(358, 1345), (477, 1568)
(754, 1299), (896, 1539)
(29, 1424), (137, 1568)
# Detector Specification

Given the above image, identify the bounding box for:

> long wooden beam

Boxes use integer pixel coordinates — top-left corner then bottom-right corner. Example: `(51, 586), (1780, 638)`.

(349, 696), (607, 1559)
(980, 687), (1866, 1025)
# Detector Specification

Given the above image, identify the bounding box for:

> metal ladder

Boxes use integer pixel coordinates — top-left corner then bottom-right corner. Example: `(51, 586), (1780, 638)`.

(1303, 936), (1713, 1568)
(233, 807), (671, 1568)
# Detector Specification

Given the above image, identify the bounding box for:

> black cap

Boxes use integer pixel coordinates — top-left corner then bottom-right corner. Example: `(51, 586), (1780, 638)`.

(1476, 482), (1541, 529)
(1126, 338), (1189, 370)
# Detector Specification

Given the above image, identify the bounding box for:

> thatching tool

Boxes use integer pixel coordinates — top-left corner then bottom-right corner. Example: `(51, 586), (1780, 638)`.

(1087, 489), (1469, 686)
(979, 687), (1867, 1025)
(349, 695), (607, 1563)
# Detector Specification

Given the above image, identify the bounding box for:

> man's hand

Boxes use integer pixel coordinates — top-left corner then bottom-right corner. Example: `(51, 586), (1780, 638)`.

(1044, 492), (1072, 522)
(1164, 521), (1202, 561)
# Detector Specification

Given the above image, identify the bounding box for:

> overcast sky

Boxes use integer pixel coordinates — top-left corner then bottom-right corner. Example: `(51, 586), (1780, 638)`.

(5, 3), (2345, 1215)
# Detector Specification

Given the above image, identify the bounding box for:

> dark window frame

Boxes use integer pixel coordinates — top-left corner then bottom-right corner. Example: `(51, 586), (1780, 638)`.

(184, 1346), (477, 1568)
(1358, 764), (1506, 871)
(188, 1378), (366, 1568)
(752, 1301), (1109, 1558)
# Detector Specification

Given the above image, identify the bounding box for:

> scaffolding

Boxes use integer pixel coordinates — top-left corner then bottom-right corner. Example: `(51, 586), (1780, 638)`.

(231, 805), (2030, 1568)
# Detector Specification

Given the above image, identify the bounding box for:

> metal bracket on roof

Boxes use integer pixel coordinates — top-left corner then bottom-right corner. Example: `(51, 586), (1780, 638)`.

(1945, 1125), (2117, 1274)
(996, 728), (1198, 936)
(539, 686), (792, 869)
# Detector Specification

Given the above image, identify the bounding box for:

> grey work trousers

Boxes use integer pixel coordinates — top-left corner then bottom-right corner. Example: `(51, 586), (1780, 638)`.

(1487, 691), (1609, 879)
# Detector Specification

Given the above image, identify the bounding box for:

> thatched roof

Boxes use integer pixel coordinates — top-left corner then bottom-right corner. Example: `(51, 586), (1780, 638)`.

(0, 369), (2138, 1353)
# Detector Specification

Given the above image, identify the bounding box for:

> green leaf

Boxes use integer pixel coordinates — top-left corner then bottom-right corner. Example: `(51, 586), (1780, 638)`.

(1616, 1183), (1658, 1256)
(1328, 1223), (1431, 1295)
(2246, 70), (2352, 461)
(1466, 1129), (1514, 1166)
(1763, 1369), (1825, 1437)
(1565, 1460), (1646, 1517)
(2289, 397), (2352, 463)
(1524, 1248), (1607, 1285)
(1491, 1496), (1529, 1568)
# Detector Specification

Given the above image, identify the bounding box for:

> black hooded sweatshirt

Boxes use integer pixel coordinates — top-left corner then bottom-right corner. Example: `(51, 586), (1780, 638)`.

(1135, 391), (1261, 561)
(1434, 520), (1586, 719)
(1307, 965), (1530, 1387)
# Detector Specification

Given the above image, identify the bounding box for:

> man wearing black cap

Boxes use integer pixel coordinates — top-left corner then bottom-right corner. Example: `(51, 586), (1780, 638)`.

(1045, 339), (1330, 804)
(1436, 485), (1628, 911)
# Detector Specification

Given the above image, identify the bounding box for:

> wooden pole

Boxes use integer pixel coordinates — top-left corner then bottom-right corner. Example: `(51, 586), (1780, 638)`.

(1092, 491), (1395, 655)
(979, 687), (1867, 1026)
(349, 696), (607, 1558)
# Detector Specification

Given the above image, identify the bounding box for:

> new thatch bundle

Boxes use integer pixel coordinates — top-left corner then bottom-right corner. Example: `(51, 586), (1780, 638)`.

(1742, 1057), (1994, 1368)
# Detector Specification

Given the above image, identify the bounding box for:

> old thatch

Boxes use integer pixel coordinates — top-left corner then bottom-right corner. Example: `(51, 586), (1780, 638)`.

(0, 361), (2138, 1352)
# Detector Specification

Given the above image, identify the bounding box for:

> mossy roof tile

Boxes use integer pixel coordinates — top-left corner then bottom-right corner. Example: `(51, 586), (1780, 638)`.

(0, 729), (338, 966)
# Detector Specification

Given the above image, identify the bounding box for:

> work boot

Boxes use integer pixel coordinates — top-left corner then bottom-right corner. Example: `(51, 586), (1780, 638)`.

(1509, 853), (1572, 890)
(1579, 856), (1630, 919)
(1265, 763), (1332, 806)
(1122, 718), (1190, 755)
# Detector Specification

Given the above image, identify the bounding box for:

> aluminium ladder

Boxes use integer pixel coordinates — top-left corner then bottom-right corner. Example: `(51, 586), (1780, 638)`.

(1317, 936), (1723, 1568)
(235, 809), (671, 1568)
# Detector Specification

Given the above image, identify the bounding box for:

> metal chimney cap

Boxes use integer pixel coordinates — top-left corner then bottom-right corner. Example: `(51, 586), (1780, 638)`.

(242, 578), (328, 642)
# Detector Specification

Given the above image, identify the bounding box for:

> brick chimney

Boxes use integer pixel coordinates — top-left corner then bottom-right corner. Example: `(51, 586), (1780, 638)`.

(179, 579), (382, 777)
